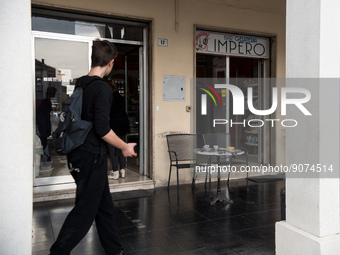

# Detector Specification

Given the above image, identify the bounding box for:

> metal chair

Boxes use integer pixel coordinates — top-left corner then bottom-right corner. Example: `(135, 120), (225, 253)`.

(166, 134), (197, 199)
(203, 133), (249, 190)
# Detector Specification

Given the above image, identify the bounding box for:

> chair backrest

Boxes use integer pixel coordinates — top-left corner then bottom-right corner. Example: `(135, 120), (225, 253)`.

(166, 134), (197, 162)
(203, 133), (231, 148)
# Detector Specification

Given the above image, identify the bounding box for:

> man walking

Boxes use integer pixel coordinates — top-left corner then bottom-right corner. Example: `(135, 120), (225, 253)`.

(50, 40), (136, 255)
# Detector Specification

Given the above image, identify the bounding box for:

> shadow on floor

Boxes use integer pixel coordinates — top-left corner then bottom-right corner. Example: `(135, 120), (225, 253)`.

(32, 178), (284, 254)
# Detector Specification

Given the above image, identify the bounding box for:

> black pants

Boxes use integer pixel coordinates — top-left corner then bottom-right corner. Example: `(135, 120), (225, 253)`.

(108, 134), (126, 171)
(50, 150), (122, 255)
(38, 135), (51, 163)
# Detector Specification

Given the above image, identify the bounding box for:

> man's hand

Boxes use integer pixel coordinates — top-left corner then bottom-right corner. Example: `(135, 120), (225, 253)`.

(102, 130), (137, 157)
(121, 143), (137, 157)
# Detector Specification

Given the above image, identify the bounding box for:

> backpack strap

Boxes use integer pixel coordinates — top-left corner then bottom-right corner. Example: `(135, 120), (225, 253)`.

(75, 76), (106, 157)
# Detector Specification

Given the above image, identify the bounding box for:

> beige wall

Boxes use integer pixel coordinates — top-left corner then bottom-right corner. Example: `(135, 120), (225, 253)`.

(32, 0), (286, 186)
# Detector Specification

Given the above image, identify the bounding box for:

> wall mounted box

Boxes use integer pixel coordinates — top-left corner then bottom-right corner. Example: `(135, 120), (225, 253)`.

(163, 75), (186, 101)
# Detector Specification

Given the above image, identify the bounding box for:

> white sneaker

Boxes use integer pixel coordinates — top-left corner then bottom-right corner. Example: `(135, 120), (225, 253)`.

(112, 171), (119, 180)
(120, 169), (126, 178)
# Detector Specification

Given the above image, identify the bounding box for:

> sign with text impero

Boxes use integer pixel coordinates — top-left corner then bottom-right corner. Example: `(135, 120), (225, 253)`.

(196, 30), (269, 58)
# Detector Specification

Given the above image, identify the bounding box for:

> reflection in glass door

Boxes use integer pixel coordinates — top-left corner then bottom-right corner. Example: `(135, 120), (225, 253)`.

(34, 37), (90, 182)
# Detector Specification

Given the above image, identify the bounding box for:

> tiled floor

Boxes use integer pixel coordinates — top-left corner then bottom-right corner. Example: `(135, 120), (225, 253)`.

(32, 178), (285, 254)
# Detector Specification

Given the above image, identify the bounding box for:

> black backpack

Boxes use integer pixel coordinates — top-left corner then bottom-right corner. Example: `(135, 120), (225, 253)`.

(52, 79), (92, 155)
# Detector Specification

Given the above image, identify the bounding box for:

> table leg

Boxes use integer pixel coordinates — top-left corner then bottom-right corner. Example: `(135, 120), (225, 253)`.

(209, 156), (211, 194)
(210, 157), (233, 205)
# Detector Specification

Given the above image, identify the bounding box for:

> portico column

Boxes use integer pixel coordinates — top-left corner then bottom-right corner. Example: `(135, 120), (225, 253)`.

(276, 0), (340, 254)
(0, 0), (33, 254)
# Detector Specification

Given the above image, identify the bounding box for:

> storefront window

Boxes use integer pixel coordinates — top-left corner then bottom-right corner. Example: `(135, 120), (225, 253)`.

(32, 8), (148, 184)
(32, 16), (75, 35)
(32, 15), (144, 42)
(195, 30), (269, 164)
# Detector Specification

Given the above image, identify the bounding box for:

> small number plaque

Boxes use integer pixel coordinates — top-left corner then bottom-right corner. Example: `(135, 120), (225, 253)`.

(157, 38), (168, 47)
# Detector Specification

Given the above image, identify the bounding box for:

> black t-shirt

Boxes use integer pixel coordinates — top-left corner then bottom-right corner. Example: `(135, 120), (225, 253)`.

(36, 98), (52, 137)
(110, 92), (130, 136)
(76, 75), (112, 154)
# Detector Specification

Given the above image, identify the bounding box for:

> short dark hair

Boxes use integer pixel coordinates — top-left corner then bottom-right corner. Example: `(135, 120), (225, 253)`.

(46, 86), (57, 97)
(91, 39), (118, 67)
(104, 77), (119, 93)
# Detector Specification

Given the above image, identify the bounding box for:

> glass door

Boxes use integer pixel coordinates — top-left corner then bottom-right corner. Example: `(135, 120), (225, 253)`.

(196, 54), (265, 164)
(34, 35), (91, 185)
(32, 9), (149, 189)
(110, 44), (145, 175)
(34, 35), (147, 187)
(230, 57), (264, 163)
(196, 54), (227, 137)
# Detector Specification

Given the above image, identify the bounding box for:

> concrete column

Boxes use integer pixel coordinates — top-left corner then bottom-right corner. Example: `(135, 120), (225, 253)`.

(0, 0), (33, 254)
(276, 0), (340, 254)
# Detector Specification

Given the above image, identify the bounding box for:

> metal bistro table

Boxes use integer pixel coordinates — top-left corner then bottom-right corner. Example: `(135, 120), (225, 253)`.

(194, 148), (245, 205)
